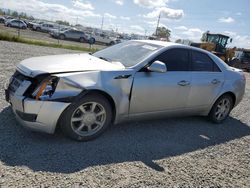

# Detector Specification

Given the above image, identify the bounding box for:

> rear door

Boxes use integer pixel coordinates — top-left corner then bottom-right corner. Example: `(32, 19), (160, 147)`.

(187, 50), (224, 108)
(71, 30), (79, 40)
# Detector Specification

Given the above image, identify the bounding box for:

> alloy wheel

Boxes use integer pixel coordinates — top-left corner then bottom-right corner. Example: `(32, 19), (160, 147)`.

(70, 102), (106, 136)
(214, 98), (231, 121)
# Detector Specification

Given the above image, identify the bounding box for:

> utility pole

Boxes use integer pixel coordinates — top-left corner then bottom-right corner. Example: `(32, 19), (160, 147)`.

(76, 16), (78, 25)
(155, 13), (161, 36)
(101, 15), (104, 31)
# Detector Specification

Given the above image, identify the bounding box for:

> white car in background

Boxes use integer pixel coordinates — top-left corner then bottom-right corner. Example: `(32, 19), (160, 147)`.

(5, 19), (27, 29)
(91, 33), (117, 45)
(33, 22), (59, 32)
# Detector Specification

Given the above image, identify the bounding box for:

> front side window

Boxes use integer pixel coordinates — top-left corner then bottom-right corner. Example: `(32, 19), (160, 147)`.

(154, 48), (189, 71)
(191, 50), (220, 72)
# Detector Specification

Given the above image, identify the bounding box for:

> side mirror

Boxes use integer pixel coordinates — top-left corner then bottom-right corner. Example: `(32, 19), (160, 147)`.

(230, 38), (233, 43)
(147, 61), (167, 73)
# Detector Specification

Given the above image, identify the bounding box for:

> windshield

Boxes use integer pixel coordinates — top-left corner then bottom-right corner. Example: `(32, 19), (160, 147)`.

(92, 41), (162, 67)
(207, 34), (219, 44)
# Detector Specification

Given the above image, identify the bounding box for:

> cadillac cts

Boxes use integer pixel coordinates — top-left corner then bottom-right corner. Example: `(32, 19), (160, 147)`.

(5, 40), (246, 141)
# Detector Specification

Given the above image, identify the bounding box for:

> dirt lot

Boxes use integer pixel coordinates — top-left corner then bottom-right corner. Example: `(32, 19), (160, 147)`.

(0, 24), (106, 50)
(0, 41), (249, 187)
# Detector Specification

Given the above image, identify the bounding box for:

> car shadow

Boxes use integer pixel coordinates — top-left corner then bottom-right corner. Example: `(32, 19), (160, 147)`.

(0, 106), (250, 173)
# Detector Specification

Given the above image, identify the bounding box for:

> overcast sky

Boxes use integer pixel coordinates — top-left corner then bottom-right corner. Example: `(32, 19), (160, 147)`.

(0, 0), (249, 48)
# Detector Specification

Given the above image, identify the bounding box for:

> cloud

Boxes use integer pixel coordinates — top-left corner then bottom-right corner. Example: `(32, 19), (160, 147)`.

(120, 16), (130, 20)
(115, 0), (124, 5)
(232, 35), (250, 48)
(130, 25), (145, 31)
(0, 0), (100, 25)
(223, 31), (237, 37)
(218, 17), (235, 23)
(118, 25), (146, 35)
(236, 12), (242, 16)
(104, 13), (117, 19)
(143, 7), (184, 19)
(134, 0), (169, 8)
(174, 26), (188, 30)
(72, 0), (94, 10)
(175, 27), (203, 41)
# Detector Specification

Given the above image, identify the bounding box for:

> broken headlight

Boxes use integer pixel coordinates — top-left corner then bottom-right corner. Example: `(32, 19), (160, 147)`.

(32, 77), (59, 100)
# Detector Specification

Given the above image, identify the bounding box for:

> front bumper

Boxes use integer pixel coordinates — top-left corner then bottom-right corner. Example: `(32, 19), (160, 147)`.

(5, 79), (70, 134)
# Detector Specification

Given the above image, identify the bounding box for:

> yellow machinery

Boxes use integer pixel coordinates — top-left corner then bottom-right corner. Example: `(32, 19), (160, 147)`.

(191, 33), (236, 63)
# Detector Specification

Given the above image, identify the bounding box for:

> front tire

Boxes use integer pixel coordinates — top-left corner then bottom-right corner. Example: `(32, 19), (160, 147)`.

(60, 94), (112, 141)
(208, 94), (233, 123)
(109, 41), (115, 46)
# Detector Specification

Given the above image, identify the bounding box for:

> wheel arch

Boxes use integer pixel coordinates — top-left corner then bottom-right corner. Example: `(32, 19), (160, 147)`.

(218, 91), (236, 107)
(208, 91), (236, 116)
(55, 89), (117, 133)
(83, 89), (117, 123)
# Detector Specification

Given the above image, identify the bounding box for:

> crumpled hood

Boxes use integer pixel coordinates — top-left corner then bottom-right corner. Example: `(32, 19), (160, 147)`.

(17, 53), (125, 77)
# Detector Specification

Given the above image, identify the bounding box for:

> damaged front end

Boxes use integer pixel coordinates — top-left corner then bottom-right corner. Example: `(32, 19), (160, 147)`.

(6, 67), (134, 134)
(5, 71), (84, 134)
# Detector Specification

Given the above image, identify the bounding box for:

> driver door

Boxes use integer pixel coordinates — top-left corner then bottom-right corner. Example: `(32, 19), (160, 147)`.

(129, 48), (191, 115)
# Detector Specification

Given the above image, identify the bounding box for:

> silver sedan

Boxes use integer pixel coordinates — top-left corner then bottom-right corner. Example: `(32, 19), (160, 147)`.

(5, 40), (246, 141)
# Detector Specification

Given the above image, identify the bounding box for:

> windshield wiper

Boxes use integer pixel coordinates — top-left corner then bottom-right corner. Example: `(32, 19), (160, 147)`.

(98, 56), (111, 62)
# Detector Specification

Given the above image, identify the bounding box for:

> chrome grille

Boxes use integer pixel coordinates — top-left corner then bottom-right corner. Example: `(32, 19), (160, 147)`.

(8, 71), (29, 93)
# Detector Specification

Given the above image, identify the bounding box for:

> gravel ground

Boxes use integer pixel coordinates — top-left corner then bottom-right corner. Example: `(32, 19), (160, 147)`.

(0, 41), (249, 187)
(0, 24), (106, 50)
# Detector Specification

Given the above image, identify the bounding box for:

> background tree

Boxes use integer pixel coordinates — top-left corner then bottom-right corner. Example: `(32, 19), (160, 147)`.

(154, 27), (171, 41)
(11, 11), (19, 17)
(56, 20), (70, 26)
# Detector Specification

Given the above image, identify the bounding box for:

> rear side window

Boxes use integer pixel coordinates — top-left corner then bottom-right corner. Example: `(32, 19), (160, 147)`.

(191, 50), (220, 72)
(155, 48), (189, 71)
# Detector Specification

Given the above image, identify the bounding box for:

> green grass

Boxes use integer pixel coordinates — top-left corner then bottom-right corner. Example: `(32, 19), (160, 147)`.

(0, 32), (98, 52)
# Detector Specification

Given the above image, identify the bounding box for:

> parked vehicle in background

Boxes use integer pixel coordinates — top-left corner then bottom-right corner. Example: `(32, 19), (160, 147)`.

(236, 50), (250, 64)
(0, 16), (6, 23)
(5, 40), (246, 141)
(50, 28), (94, 43)
(234, 49), (250, 71)
(4, 16), (14, 21)
(91, 33), (117, 45)
(33, 22), (59, 32)
(25, 20), (42, 28)
(23, 20), (36, 28)
(5, 19), (27, 29)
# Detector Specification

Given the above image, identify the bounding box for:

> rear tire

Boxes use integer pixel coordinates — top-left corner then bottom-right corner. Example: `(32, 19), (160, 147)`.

(59, 34), (65, 40)
(79, 37), (85, 43)
(60, 94), (112, 141)
(208, 94), (233, 123)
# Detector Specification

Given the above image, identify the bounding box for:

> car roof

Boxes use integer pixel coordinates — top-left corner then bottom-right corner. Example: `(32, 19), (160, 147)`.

(132, 39), (218, 54)
(134, 40), (183, 47)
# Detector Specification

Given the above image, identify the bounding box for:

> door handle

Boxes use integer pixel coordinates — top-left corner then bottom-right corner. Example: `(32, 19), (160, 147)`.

(211, 79), (220, 84)
(178, 80), (190, 86)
